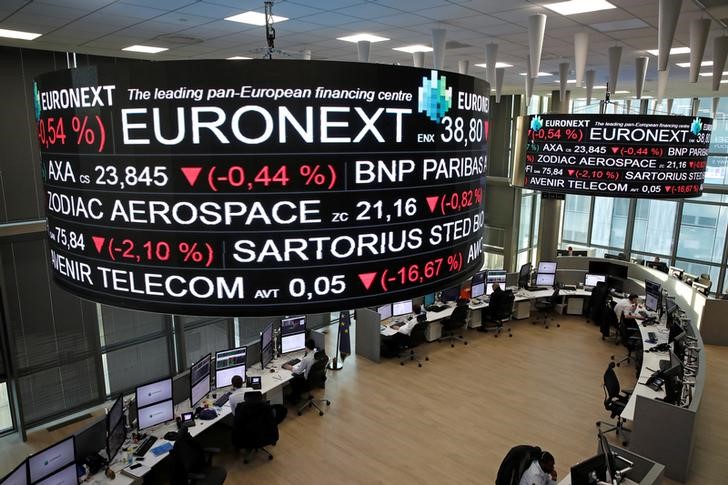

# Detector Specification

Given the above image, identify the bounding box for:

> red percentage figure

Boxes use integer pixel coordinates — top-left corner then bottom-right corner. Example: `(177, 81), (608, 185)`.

(299, 164), (326, 185)
(71, 116), (95, 145)
(447, 254), (459, 271)
(178, 242), (204, 263)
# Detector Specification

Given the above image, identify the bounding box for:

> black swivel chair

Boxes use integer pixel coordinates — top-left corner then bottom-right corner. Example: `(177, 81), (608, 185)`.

(588, 282), (609, 325)
(600, 300), (618, 342)
(438, 299), (470, 347)
(297, 351), (332, 416)
(170, 428), (227, 485)
(532, 288), (560, 328)
(482, 290), (515, 337)
(611, 317), (642, 369)
(596, 362), (632, 446)
(232, 391), (279, 463)
(399, 315), (430, 366)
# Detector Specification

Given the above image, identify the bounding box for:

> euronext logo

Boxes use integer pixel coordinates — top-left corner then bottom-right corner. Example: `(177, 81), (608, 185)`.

(418, 70), (452, 123)
(33, 81), (41, 121)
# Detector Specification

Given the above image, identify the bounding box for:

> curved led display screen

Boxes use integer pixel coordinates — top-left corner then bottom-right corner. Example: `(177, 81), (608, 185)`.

(521, 114), (712, 198)
(34, 60), (488, 315)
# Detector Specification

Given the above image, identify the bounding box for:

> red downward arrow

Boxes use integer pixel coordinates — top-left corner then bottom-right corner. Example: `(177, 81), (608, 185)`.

(689, 161), (694, 168)
(181, 167), (203, 186)
(426, 196), (439, 213)
(568, 169), (575, 176)
(92, 236), (105, 253)
(484, 120), (489, 142)
(611, 147), (619, 154)
(358, 272), (377, 290)
(524, 176), (529, 185)
(665, 186), (672, 193)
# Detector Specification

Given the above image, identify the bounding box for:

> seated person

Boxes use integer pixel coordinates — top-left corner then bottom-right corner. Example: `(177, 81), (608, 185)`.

(479, 282), (505, 330)
(519, 451), (557, 485)
(614, 294), (641, 321)
(282, 338), (317, 403)
(382, 304), (424, 357)
(228, 375), (247, 416)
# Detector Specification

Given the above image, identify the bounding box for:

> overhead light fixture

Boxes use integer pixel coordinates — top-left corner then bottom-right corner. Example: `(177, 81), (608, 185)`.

(542, 0), (616, 15)
(722, 80), (728, 84)
(676, 61), (712, 68)
(393, 44), (433, 53)
(225, 11), (288, 26)
(699, 71), (728, 77)
(122, 45), (168, 54)
(0, 28), (41, 40)
(338, 33), (389, 43)
(519, 72), (553, 77)
(227, 56), (252, 60)
(552, 79), (577, 83)
(591, 18), (648, 32)
(593, 85), (608, 89)
(646, 47), (690, 56)
(474, 62), (514, 69)
(615, 90), (630, 94)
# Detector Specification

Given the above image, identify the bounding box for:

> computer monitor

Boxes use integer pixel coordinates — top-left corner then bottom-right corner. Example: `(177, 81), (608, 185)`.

(260, 321), (275, 370)
(470, 271), (486, 298)
(106, 417), (126, 462)
(598, 431), (619, 485)
(137, 399), (174, 431)
(646, 260), (669, 273)
(215, 346), (247, 389)
(0, 460), (27, 485)
(572, 250), (588, 257)
(440, 286), (460, 302)
(423, 293), (436, 306)
(190, 353), (211, 408)
(569, 454), (606, 485)
(584, 273), (606, 287)
(280, 315), (307, 354)
(376, 303), (392, 321)
(537, 261), (557, 274)
(392, 299), (413, 317)
(608, 263), (628, 279)
(644, 280), (661, 312)
(535, 273), (556, 286)
(589, 261), (610, 275)
(74, 417), (106, 462)
(669, 266), (685, 279)
(33, 464), (77, 485)
(281, 316), (306, 336)
(518, 263), (532, 288)
(135, 377), (172, 409)
(106, 394), (124, 433)
(662, 350), (684, 379)
(28, 436), (75, 484)
(486, 270), (506, 296)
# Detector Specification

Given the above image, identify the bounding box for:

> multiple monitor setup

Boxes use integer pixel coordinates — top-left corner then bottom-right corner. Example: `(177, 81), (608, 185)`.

(584, 273), (606, 288)
(534, 261), (557, 287)
(644, 280), (661, 312)
(1, 434), (79, 485)
(281, 316), (306, 353)
(588, 261), (628, 292)
(570, 431), (634, 485)
(190, 354), (211, 408)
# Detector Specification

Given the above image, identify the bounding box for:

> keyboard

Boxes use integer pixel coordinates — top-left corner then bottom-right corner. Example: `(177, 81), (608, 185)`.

(639, 310), (649, 318)
(286, 358), (301, 366)
(648, 331), (657, 342)
(426, 304), (449, 312)
(527, 286), (547, 291)
(214, 391), (231, 407)
(562, 285), (577, 291)
(659, 359), (671, 371)
(133, 436), (158, 457)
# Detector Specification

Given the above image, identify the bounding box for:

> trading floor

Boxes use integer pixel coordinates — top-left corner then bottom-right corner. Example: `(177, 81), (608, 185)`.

(1, 315), (726, 485)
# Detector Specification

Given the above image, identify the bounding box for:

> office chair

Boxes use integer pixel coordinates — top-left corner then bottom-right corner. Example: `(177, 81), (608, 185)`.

(482, 290), (515, 337)
(438, 300), (470, 347)
(600, 301), (618, 342)
(232, 391), (279, 463)
(596, 362), (632, 446)
(532, 288), (560, 329)
(696, 273), (712, 296)
(588, 282), (609, 325)
(170, 428), (226, 485)
(297, 350), (332, 416)
(399, 316), (430, 366)
(495, 444), (543, 485)
(611, 317), (642, 369)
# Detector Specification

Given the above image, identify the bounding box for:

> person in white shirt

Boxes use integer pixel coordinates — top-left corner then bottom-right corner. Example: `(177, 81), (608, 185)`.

(519, 451), (557, 485)
(614, 294), (640, 321)
(228, 375), (246, 416)
(282, 339), (318, 403)
(390, 303), (423, 336)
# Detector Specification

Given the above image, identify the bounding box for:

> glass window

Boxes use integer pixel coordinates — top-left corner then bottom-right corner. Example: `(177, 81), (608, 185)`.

(0, 382), (12, 433)
(106, 337), (170, 394)
(591, 197), (629, 250)
(677, 203), (728, 263)
(180, 318), (231, 367)
(516, 250), (530, 270)
(674, 260), (720, 285)
(705, 156), (728, 185)
(482, 252), (504, 270)
(518, 194), (533, 250)
(631, 200), (677, 255)
(101, 306), (166, 347)
(563, 195), (591, 243)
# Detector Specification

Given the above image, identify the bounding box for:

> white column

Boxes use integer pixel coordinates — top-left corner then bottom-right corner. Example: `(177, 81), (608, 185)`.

(574, 32), (589, 87)
(528, 14), (547, 76)
(713, 36), (728, 91)
(458, 59), (469, 75)
(485, 43), (499, 88)
(559, 61), (569, 102)
(658, 0), (683, 71)
(608, 46), (622, 94)
(412, 51), (425, 68)
(586, 69), (595, 105)
(431, 28), (446, 69)
(495, 67), (504, 103)
(635, 56), (649, 99)
(689, 18), (711, 83)
(357, 41), (370, 63)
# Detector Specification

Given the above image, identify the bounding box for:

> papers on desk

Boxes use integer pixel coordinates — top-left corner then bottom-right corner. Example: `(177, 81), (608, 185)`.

(121, 463), (152, 479)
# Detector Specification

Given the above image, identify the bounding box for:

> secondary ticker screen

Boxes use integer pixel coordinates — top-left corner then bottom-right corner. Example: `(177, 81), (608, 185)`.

(522, 114), (712, 198)
(34, 60), (488, 315)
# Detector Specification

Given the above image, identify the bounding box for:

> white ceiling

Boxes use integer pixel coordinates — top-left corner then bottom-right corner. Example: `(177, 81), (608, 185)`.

(1, 0), (728, 98)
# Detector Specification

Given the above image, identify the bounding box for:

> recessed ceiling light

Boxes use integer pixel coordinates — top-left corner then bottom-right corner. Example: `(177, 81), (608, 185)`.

(338, 33), (389, 43)
(676, 61), (712, 68)
(698, 71), (728, 77)
(225, 11), (288, 26)
(519, 72), (553, 77)
(543, 0), (616, 15)
(591, 18), (648, 32)
(722, 79), (728, 84)
(646, 47), (690, 56)
(227, 56), (252, 60)
(0, 28), (41, 40)
(122, 45), (168, 54)
(474, 62), (514, 69)
(393, 44), (433, 53)
(615, 90), (630, 94)
(552, 79), (577, 83)
(593, 85), (608, 89)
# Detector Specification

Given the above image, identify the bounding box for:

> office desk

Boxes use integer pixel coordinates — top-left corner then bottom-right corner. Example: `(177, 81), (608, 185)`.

(93, 352), (299, 485)
(558, 445), (664, 485)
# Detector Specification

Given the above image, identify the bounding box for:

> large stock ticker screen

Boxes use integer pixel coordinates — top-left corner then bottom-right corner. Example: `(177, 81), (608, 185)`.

(523, 114), (712, 198)
(34, 60), (488, 315)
